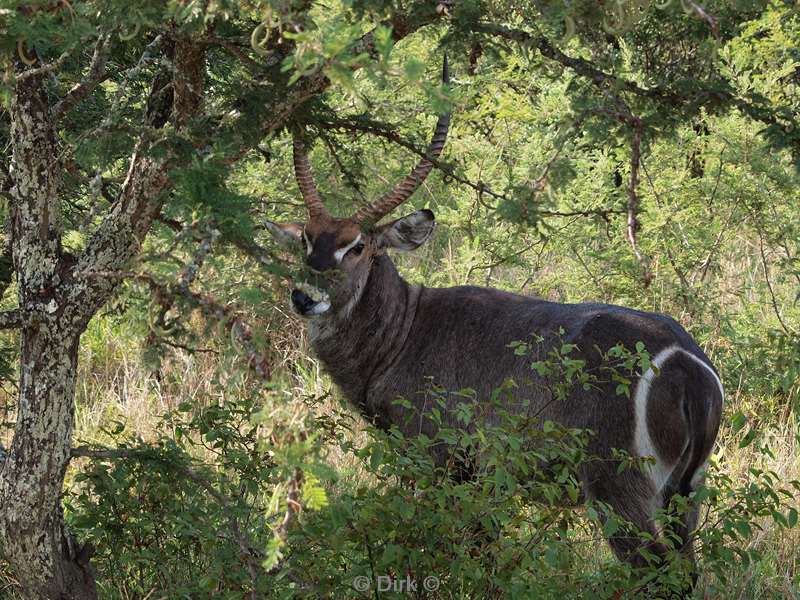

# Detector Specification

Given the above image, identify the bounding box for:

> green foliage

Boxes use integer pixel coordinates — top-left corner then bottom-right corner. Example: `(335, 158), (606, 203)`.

(64, 363), (799, 598)
(280, 403), (620, 599)
(66, 393), (276, 598)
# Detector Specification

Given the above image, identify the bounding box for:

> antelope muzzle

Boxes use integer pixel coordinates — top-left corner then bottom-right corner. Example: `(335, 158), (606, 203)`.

(291, 279), (333, 317)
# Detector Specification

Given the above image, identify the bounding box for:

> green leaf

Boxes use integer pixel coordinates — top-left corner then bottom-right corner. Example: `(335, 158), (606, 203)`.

(370, 445), (384, 471)
(788, 508), (798, 528)
(733, 521), (752, 538)
(731, 411), (747, 433)
(374, 24), (393, 62)
(603, 518), (619, 537)
(739, 428), (758, 448)
(302, 474), (329, 511)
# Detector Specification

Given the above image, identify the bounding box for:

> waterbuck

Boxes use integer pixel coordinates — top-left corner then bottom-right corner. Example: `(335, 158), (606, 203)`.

(267, 58), (723, 583)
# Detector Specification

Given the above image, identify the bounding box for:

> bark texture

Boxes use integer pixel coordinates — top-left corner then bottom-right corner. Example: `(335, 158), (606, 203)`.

(0, 66), (97, 600)
(0, 326), (92, 599)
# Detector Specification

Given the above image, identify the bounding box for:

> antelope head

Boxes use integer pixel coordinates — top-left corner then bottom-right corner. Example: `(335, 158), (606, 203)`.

(267, 57), (450, 320)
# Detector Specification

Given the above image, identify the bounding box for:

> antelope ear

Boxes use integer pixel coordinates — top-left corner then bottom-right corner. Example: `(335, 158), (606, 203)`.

(375, 209), (435, 251)
(265, 221), (304, 247)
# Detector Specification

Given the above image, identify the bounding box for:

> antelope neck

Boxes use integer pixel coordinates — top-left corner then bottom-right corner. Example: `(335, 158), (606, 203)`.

(311, 255), (420, 415)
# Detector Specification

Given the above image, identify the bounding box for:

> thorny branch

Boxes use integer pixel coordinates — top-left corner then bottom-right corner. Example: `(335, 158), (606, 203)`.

(683, 0), (720, 39)
(52, 34), (112, 119)
(143, 224), (268, 374)
(267, 467), (303, 575)
(181, 287), (272, 380)
(319, 114), (509, 203)
(207, 34), (269, 73)
(625, 117), (651, 285)
(147, 224), (218, 350)
(640, 159), (695, 312)
(14, 44), (78, 81)
(319, 116), (624, 220)
(466, 239), (541, 280)
(756, 227), (795, 336)
(319, 131), (369, 204)
(74, 267), (272, 381)
(64, 34), (165, 152)
(582, 103), (652, 284)
(470, 22), (798, 140)
(178, 226), (272, 368)
(472, 23), (675, 100)
(178, 227), (221, 292)
(219, 7), (445, 167)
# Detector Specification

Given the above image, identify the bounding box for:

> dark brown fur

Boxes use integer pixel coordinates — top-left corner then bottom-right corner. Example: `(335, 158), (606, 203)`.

(271, 208), (724, 588)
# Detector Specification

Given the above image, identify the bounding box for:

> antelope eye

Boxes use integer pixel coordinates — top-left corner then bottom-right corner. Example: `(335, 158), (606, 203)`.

(347, 242), (364, 257)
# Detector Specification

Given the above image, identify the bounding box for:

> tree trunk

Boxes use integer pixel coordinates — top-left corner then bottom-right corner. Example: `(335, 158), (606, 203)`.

(0, 319), (96, 599)
(0, 62), (97, 599)
(0, 30), (212, 597)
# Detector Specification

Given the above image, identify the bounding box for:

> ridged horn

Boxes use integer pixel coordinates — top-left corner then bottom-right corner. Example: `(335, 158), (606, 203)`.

(292, 134), (329, 219)
(352, 54), (451, 225)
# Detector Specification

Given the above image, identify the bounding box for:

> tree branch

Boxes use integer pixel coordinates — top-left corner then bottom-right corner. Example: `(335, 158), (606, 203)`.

(470, 22), (797, 141)
(266, 467), (303, 576)
(173, 462), (264, 599)
(683, 0), (720, 39)
(73, 267), (273, 380)
(625, 117), (651, 284)
(319, 130), (369, 203)
(177, 226), (220, 292)
(319, 116), (624, 220)
(220, 7), (443, 167)
(172, 33), (206, 127)
(207, 35), (267, 73)
(145, 225), (222, 359)
(472, 23), (675, 101)
(69, 33), (204, 317)
(756, 227), (795, 336)
(640, 159), (695, 311)
(9, 64), (62, 294)
(15, 45), (78, 81)
(52, 35), (112, 119)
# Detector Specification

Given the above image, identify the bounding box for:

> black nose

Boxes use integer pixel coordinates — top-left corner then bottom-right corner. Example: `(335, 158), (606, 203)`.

(291, 289), (317, 315)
